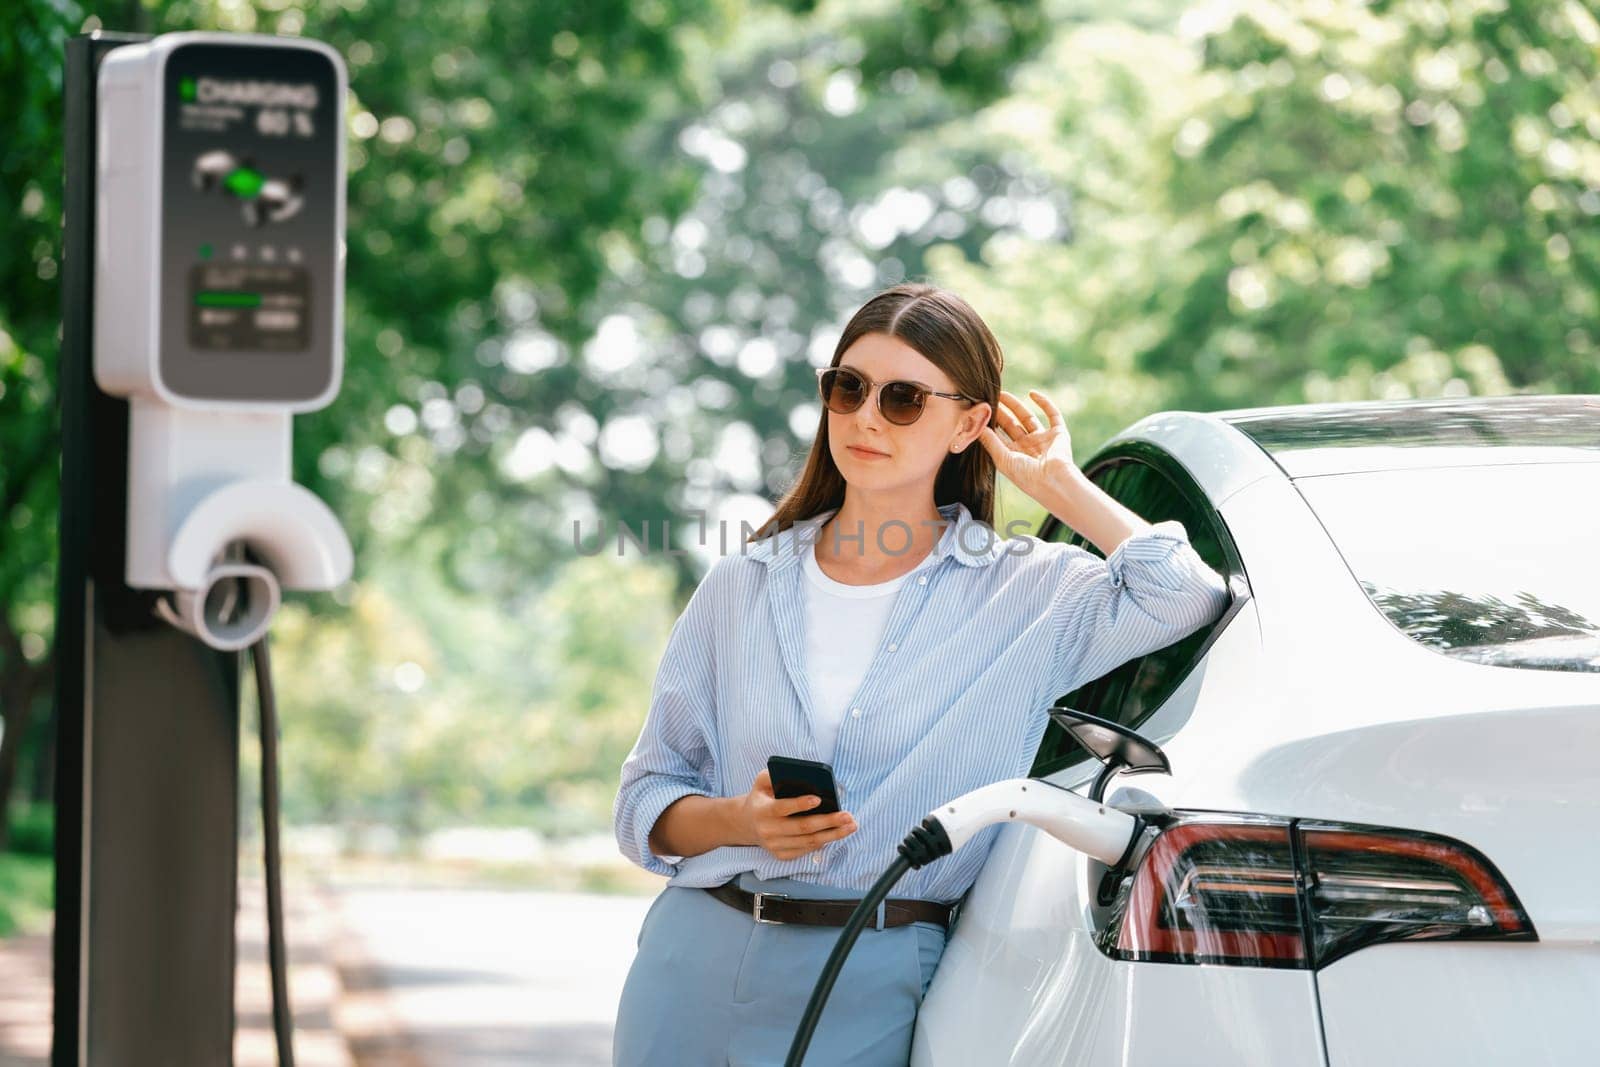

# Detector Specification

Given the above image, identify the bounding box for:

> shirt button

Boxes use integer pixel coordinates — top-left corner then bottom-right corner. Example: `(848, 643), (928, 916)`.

(917, 575), (928, 585)
(887, 643), (897, 652)
(851, 707), (861, 717)
(812, 855), (821, 865)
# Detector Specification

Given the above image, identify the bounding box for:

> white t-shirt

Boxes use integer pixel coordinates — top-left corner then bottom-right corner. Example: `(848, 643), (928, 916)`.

(800, 545), (937, 766)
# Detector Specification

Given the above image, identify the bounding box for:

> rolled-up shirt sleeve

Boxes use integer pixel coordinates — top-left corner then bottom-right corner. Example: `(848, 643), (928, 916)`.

(612, 569), (720, 877)
(1045, 519), (1232, 699)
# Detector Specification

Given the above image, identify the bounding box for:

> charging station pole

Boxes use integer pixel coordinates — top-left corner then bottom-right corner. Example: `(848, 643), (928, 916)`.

(54, 31), (242, 1065)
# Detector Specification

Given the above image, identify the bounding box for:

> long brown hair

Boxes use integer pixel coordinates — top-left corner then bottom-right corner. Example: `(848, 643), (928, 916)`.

(747, 282), (1004, 546)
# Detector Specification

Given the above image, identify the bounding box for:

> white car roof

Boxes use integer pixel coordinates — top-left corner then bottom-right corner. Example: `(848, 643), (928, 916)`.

(1101, 394), (1600, 500)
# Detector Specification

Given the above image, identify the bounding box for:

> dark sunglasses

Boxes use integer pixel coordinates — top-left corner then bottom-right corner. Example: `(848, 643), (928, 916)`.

(815, 365), (976, 426)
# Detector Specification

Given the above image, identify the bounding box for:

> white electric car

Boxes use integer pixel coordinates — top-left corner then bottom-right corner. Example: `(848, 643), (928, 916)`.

(911, 394), (1600, 1067)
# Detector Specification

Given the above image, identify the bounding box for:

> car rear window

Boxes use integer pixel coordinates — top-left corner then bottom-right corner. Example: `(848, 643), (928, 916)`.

(1295, 463), (1600, 673)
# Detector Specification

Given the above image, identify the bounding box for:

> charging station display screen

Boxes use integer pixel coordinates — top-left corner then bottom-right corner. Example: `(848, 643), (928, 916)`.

(159, 41), (342, 402)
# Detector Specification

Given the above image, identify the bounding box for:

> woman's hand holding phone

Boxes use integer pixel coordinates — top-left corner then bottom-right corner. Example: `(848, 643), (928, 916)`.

(737, 769), (857, 861)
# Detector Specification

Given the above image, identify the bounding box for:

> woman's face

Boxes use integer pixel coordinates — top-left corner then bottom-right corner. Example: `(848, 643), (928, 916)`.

(825, 332), (991, 491)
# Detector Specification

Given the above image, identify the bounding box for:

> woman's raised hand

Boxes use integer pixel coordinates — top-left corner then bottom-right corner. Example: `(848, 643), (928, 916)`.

(737, 768), (857, 862)
(976, 387), (1077, 498)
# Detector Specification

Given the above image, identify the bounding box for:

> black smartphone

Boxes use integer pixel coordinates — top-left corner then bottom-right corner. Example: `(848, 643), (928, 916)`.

(767, 755), (841, 816)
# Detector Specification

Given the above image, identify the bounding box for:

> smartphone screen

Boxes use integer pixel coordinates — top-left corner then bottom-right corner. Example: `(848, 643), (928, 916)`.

(767, 755), (841, 816)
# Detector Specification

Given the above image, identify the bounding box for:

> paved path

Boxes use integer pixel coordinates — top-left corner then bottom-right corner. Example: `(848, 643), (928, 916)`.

(0, 929), (50, 1067)
(0, 879), (353, 1067)
(330, 884), (655, 1067)
(0, 877), (662, 1066)
(236, 879), (355, 1067)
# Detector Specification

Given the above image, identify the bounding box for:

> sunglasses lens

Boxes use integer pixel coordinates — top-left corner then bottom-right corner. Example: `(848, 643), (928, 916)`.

(881, 382), (926, 424)
(821, 368), (866, 413)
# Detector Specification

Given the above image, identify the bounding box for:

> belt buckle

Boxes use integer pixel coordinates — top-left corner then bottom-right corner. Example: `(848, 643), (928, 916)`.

(752, 891), (790, 925)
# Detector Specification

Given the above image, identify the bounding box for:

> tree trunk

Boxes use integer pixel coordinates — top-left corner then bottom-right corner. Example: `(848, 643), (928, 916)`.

(30, 697), (56, 806)
(0, 624), (48, 851)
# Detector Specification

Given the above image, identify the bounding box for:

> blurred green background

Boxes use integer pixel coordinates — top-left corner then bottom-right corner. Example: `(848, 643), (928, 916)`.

(2, 0), (1597, 918)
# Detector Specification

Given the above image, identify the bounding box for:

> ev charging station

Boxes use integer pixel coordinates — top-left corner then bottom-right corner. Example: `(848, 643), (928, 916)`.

(54, 29), (351, 1064)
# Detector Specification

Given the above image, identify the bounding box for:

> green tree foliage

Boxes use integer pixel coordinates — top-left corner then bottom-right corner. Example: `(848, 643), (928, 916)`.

(0, 0), (726, 841)
(254, 0), (1057, 834)
(941, 0), (1600, 444)
(1142, 0), (1600, 407)
(3, 0), (1596, 841)
(251, 550), (680, 838)
(0, 0), (77, 849)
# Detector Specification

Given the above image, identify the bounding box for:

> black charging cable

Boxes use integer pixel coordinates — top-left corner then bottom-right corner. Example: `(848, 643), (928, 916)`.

(784, 817), (953, 1067)
(250, 631), (297, 1067)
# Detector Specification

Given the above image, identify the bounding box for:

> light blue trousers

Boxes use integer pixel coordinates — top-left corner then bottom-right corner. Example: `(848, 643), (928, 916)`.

(613, 870), (953, 1066)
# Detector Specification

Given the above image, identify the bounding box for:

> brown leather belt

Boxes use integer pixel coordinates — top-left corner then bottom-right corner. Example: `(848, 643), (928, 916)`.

(705, 877), (961, 930)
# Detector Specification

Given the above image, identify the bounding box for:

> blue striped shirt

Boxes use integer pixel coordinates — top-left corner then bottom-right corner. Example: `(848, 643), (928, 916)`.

(611, 499), (1231, 903)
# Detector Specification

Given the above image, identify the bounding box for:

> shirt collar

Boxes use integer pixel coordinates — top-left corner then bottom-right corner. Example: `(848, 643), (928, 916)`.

(742, 500), (1007, 572)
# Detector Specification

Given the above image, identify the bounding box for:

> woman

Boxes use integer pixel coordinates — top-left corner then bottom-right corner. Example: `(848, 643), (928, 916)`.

(611, 283), (1230, 1066)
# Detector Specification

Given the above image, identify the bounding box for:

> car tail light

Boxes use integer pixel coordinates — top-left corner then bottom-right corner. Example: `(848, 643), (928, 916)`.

(1105, 813), (1536, 969)
(1297, 821), (1536, 966)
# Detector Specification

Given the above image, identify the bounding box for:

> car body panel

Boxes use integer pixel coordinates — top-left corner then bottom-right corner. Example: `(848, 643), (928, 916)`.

(910, 398), (1600, 1066)
(1317, 942), (1600, 1066)
(912, 595), (1331, 1066)
(1092, 410), (1283, 507)
(1204, 394), (1600, 478)
(911, 760), (1327, 1066)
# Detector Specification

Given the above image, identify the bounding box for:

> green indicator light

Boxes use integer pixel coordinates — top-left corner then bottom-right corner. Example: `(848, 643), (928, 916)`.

(223, 166), (266, 199)
(195, 291), (263, 308)
(180, 76), (196, 102)
(198, 243), (213, 259)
